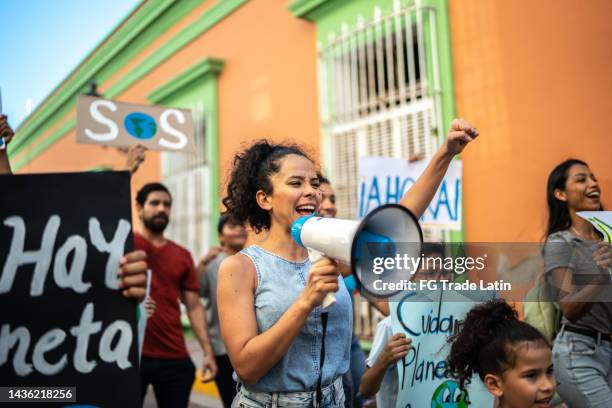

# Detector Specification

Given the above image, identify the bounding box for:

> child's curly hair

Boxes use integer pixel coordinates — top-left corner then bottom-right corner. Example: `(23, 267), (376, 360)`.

(222, 140), (313, 233)
(445, 299), (549, 388)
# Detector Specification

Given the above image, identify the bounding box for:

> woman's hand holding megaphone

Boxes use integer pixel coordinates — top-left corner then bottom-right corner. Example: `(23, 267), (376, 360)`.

(300, 257), (341, 309)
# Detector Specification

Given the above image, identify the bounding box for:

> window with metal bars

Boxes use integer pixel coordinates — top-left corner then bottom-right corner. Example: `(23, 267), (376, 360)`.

(319, 1), (451, 338)
(319, 2), (444, 237)
(161, 103), (212, 259)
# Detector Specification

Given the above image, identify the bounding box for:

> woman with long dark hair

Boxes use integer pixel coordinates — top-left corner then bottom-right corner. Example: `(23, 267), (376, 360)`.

(544, 159), (612, 407)
(217, 119), (478, 407)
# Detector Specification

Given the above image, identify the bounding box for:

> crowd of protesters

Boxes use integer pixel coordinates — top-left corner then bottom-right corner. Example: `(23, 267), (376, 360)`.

(1, 113), (610, 408)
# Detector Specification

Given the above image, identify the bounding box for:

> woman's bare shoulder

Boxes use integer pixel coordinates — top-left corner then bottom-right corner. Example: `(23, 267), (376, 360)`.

(219, 252), (257, 288)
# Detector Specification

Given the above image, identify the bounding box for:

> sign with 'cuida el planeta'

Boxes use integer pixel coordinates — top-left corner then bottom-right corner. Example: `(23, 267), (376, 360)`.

(76, 95), (196, 153)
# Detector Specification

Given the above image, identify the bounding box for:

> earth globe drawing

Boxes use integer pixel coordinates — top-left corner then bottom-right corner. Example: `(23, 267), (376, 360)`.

(431, 380), (470, 408)
(124, 112), (157, 140)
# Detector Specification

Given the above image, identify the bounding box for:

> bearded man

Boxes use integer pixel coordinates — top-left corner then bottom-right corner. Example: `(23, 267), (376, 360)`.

(135, 183), (217, 408)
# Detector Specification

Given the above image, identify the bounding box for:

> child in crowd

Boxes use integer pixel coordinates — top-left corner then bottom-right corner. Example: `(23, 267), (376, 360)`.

(446, 299), (556, 408)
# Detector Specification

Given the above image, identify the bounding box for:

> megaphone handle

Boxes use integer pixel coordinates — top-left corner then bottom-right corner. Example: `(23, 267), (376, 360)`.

(307, 248), (337, 308)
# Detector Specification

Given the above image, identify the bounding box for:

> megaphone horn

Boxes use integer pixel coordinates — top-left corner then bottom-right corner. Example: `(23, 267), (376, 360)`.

(291, 204), (423, 307)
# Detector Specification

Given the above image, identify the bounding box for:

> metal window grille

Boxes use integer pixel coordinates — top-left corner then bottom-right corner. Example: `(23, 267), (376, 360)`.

(319, 1), (451, 338)
(162, 102), (211, 259)
(319, 1), (446, 245)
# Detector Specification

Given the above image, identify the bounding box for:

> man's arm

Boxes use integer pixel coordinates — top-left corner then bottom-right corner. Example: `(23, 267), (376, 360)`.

(182, 289), (218, 381)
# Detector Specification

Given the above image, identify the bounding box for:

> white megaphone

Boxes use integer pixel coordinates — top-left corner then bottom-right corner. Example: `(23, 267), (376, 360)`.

(291, 204), (423, 308)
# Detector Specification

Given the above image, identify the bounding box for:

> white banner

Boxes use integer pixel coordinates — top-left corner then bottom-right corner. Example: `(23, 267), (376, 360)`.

(358, 157), (462, 230)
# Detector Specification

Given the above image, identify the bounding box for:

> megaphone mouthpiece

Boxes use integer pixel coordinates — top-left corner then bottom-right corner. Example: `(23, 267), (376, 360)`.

(291, 215), (315, 248)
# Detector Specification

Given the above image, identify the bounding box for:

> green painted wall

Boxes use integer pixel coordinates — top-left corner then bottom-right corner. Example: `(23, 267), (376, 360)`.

(148, 59), (224, 245)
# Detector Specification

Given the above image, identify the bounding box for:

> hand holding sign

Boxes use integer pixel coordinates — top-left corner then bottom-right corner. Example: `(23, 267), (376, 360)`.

(0, 115), (14, 174)
(593, 242), (612, 274)
(444, 118), (479, 156)
(0, 115), (14, 147)
(381, 333), (412, 365)
(0, 88), (11, 150)
(126, 144), (147, 174)
(578, 211), (612, 280)
(118, 249), (148, 301)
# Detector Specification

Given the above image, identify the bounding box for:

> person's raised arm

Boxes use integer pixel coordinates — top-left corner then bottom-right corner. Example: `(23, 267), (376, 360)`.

(218, 254), (339, 385)
(399, 118), (478, 218)
(0, 116), (15, 174)
(125, 144), (147, 175)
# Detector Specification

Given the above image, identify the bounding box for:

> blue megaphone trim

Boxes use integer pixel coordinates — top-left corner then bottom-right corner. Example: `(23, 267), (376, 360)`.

(291, 215), (315, 247)
(352, 230), (396, 262)
(350, 203), (423, 297)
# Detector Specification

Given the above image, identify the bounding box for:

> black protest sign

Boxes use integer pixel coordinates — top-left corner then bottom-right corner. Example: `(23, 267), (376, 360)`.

(0, 171), (140, 407)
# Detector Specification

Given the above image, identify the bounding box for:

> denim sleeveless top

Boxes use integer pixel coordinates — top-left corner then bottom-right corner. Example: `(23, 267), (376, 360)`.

(238, 245), (352, 392)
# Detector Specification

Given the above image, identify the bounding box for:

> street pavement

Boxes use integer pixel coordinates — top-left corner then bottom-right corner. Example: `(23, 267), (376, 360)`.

(142, 333), (224, 408)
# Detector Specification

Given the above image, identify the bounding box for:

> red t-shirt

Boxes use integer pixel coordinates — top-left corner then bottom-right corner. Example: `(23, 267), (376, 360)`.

(134, 233), (200, 359)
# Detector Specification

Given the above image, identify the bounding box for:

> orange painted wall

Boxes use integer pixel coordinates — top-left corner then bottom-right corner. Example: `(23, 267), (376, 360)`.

(449, 0), (612, 242)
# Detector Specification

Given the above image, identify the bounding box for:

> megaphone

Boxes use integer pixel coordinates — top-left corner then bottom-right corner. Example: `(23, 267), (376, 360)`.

(291, 204), (423, 307)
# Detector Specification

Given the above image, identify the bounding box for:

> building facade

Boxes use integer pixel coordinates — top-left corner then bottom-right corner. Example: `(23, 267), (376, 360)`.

(10, 0), (612, 258)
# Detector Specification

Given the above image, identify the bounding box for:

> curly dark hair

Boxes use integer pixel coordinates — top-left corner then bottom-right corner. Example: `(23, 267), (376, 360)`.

(445, 299), (548, 389)
(222, 140), (313, 233)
